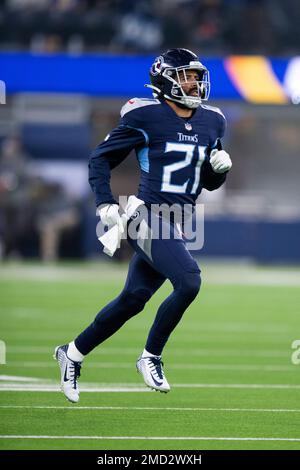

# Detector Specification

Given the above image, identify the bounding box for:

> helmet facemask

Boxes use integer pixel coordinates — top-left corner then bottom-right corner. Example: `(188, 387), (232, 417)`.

(163, 65), (210, 109)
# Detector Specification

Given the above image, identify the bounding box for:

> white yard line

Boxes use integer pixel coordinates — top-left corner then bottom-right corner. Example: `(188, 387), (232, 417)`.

(0, 385), (149, 392)
(0, 265), (127, 282)
(173, 383), (300, 389)
(1, 263), (300, 286)
(1, 405), (300, 413)
(1, 381), (300, 392)
(3, 361), (296, 372)
(0, 375), (44, 382)
(1, 375), (300, 392)
(1, 435), (300, 442)
(6, 346), (289, 358)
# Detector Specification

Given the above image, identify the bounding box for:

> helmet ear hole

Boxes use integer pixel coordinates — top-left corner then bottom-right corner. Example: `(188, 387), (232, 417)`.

(166, 70), (175, 78)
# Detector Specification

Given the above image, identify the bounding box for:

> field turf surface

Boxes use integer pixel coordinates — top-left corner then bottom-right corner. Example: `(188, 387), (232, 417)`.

(1, 262), (300, 450)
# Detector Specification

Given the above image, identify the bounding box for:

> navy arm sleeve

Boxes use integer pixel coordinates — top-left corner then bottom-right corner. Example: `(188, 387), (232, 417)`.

(89, 123), (146, 206)
(200, 113), (228, 191)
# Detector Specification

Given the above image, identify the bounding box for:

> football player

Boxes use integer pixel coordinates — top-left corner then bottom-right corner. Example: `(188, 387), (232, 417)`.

(54, 48), (232, 402)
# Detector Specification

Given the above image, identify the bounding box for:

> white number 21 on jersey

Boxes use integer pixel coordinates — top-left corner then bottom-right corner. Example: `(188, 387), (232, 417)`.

(161, 142), (206, 194)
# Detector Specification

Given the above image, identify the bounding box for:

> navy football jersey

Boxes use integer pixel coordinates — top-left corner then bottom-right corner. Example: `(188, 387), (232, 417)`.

(89, 98), (227, 208)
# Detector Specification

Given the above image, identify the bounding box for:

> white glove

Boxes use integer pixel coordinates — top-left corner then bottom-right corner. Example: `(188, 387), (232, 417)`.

(97, 204), (122, 227)
(97, 196), (145, 257)
(210, 149), (232, 173)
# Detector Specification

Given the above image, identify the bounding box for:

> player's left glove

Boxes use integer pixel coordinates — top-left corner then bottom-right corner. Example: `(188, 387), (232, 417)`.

(210, 149), (232, 174)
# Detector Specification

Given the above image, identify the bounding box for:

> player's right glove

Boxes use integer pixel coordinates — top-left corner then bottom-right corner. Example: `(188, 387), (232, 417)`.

(96, 203), (123, 229)
(210, 149), (232, 173)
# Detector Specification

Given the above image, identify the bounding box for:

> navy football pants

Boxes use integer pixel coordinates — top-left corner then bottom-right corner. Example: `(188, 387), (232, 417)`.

(75, 210), (201, 356)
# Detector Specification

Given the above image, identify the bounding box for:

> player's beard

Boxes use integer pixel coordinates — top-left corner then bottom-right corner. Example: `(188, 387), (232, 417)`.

(187, 86), (199, 97)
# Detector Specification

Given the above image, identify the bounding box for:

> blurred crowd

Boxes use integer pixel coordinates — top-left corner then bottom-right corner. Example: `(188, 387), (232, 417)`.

(0, 135), (80, 261)
(0, 0), (299, 55)
(0, 0), (299, 261)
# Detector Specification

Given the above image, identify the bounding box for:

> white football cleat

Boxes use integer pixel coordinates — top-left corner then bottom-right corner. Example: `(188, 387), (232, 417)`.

(136, 355), (170, 393)
(54, 344), (81, 403)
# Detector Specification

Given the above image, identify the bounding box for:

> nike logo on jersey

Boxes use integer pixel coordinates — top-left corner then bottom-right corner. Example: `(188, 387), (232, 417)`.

(177, 132), (198, 143)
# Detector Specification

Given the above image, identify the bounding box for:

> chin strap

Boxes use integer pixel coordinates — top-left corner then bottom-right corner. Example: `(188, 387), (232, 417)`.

(144, 84), (162, 98)
(144, 83), (201, 109)
(164, 93), (201, 110)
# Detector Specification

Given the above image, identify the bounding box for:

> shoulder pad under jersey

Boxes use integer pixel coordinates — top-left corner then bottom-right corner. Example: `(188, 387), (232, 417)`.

(120, 97), (160, 118)
(200, 104), (225, 120)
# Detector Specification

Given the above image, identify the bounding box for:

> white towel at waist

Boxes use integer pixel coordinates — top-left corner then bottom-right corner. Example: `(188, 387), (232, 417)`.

(98, 195), (145, 257)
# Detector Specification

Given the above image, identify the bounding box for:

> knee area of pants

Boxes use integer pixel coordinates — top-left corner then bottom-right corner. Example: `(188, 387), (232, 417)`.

(179, 272), (201, 298)
(121, 288), (151, 309)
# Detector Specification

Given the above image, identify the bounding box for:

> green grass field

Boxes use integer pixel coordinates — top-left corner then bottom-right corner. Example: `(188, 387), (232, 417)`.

(1, 261), (300, 450)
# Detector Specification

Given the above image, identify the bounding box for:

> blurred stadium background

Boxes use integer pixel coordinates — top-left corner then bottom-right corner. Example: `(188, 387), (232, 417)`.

(0, 0), (300, 262)
(1, 0), (300, 451)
